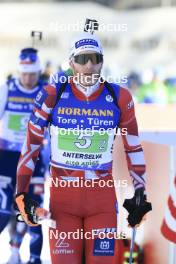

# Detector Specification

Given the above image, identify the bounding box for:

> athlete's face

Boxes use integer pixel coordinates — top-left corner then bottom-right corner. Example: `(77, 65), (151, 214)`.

(19, 72), (40, 89)
(70, 51), (103, 87)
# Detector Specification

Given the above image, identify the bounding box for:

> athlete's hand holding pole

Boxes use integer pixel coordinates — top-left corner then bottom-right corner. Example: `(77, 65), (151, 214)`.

(15, 192), (56, 228)
(123, 188), (152, 263)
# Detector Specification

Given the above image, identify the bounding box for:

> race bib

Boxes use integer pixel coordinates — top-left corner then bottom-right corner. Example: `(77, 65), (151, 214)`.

(51, 127), (114, 170)
(8, 114), (29, 131)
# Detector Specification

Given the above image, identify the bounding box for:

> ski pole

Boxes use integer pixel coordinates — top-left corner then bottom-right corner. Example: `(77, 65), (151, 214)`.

(129, 227), (136, 264)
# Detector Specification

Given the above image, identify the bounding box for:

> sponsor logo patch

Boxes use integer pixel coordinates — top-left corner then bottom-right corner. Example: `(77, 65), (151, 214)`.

(75, 39), (98, 49)
(106, 95), (113, 102)
(61, 92), (69, 99)
(93, 238), (115, 256)
(127, 99), (134, 110)
(35, 90), (48, 108)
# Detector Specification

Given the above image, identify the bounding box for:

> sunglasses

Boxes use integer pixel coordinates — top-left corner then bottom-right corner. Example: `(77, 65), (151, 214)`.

(74, 53), (103, 65)
(20, 52), (37, 62)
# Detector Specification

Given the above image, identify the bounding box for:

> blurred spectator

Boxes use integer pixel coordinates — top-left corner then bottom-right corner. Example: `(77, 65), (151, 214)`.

(164, 77), (176, 103)
(40, 60), (54, 82)
(136, 69), (170, 104)
(127, 71), (141, 102)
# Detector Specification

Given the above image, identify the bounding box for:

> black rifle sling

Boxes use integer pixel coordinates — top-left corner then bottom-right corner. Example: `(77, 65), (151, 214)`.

(55, 81), (68, 105)
(55, 79), (118, 107)
(104, 80), (118, 107)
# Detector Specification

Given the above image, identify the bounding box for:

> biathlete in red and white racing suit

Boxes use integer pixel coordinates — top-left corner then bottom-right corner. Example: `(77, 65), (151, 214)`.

(15, 32), (150, 264)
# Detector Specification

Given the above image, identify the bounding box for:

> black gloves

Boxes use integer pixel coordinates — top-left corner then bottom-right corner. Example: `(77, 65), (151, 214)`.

(15, 192), (40, 226)
(123, 188), (152, 227)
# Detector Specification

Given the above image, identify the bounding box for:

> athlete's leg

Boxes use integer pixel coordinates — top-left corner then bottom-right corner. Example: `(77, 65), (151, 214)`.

(7, 221), (26, 264)
(0, 150), (20, 233)
(9, 220), (27, 247)
(49, 213), (84, 264)
(0, 179), (21, 263)
(84, 177), (118, 264)
(26, 151), (45, 263)
(0, 150), (22, 263)
(28, 225), (43, 264)
(28, 181), (44, 263)
(0, 213), (11, 233)
(49, 181), (84, 264)
(0, 184), (13, 233)
(85, 212), (117, 264)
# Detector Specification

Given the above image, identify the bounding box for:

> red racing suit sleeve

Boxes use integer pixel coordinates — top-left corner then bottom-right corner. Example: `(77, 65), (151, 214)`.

(16, 85), (57, 193)
(118, 87), (146, 191)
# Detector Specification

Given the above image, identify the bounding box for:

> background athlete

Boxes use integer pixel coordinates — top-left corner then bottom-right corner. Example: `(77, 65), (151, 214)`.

(0, 48), (47, 264)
